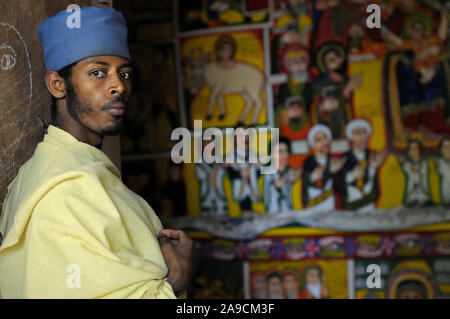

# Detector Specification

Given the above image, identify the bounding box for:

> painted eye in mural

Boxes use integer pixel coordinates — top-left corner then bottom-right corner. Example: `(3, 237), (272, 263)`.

(0, 44), (17, 71)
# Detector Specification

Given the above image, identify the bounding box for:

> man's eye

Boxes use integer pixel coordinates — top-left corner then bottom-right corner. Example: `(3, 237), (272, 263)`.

(90, 70), (106, 78)
(120, 72), (132, 80)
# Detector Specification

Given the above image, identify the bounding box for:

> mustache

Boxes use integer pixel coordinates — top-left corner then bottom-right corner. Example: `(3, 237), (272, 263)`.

(101, 97), (127, 110)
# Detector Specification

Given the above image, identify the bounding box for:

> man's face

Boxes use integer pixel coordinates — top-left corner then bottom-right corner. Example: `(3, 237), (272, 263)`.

(410, 22), (425, 42)
(287, 55), (308, 73)
(283, 273), (299, 298)
(274, 142), (290, 171)
(441, 140), (450, 160)
(287, 102), (304, 120)
(408, 142), (421, 162)
(251, 274), (266, 298)
(219, 44), (233, 61)
(324, 50), (343, 72)
(306, 268), (320, 285)
(65, 56), (133, 136)
(313, 132), (330, 156)
(267, 276), (284, 299)
(352, 127), (368, 150)
(398, 289), (424, 299)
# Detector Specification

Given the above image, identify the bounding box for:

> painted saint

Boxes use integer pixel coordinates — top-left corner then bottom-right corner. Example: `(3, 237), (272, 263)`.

(337, 119), (385, 212)
(263, 137), (301, 214)
(302, 124), (345, 211)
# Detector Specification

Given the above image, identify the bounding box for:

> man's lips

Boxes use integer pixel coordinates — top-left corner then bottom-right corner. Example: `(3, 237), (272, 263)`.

(103, 102), (126, 117)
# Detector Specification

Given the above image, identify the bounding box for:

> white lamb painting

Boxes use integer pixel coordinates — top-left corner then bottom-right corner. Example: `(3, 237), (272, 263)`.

(186, 34), (265, 127)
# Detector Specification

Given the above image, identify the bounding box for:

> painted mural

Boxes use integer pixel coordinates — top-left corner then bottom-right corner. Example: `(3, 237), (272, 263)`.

(118, 0), (450, 226)
(249, 260), (348, 299)
(178, 0), (450, 220)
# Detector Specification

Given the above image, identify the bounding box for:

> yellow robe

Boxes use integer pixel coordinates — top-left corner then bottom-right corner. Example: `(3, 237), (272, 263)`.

(0, 125), (177, 299)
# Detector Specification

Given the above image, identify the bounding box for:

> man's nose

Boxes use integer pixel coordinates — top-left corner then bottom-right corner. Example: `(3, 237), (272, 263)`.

(108, 74), (126, 97)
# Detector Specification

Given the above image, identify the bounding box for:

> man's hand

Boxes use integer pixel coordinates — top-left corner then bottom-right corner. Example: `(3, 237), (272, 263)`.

(158, 229), (198, 297)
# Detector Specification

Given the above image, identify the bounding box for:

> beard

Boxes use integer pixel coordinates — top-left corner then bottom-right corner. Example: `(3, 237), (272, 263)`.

(65, 80), (124, 136)
(307, 283), (322, 299)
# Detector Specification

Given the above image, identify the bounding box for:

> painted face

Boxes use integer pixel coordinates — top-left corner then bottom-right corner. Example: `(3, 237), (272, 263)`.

(218, 43), (233, 61)
(267, 276), (284, 299)
(287, 55), (308, 73)
(398, 289), (424, 299)
(324, 50), (343, 72)
(251, 274), (266, 298)
(408, 142), (421, 162)
(274, 142), (290, 171)
(283, 273), (299, 299)
(351, 127), (368, 151)
(67, 56), (133, 136)
(313, 132), (330, 156)
(305, 268), (320, 285)
(440, 140), (450, 161)
(287, 102), (304, 120)
(410, 22), (425, 42)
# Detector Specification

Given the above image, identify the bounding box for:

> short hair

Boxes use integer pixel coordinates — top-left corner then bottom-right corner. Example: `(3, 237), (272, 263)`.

(266, 271), (282, 282)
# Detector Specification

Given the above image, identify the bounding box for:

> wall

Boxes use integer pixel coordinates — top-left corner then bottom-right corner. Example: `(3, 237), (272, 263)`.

(0, 0), (120, 211)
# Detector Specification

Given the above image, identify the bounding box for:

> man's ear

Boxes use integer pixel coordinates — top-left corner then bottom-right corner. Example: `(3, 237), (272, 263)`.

(45, 71), (66, 99)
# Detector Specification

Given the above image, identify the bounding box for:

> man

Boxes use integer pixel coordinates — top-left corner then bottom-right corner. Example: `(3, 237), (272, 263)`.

(310, 42), (362, 139)
(282, 268), (300, 299)
(396, 280), (428, 299)
(263, 137), (301, 214)
(250, 270), (267, 299)
(265, 271), (285, 299)
(302, 124), (345, 211)
(0, 7), (196, 298)
(195, 138), (228, 217)
(277, 96), (311, 141)
(298, 264), (328, 299)
(338, 119), (385, 212)
(225, 127), (261, 215)
(275, 44), (312, 136)
(401, 139), (432, 207)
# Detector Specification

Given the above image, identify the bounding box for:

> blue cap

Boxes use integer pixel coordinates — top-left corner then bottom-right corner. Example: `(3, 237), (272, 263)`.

(38, 7), (131, 72)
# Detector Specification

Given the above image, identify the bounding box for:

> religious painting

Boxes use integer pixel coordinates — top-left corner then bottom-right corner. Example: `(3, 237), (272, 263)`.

(355, 258), (450, 299)
(248, 260), (348, 299)
(121, 42), (181, 155)
(383, 1), (450, 151)
(184, 130), (283, 218)
(177, 0), (269, 33)
(189, 260), (244, 298)
(180, 29), (269, 129)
